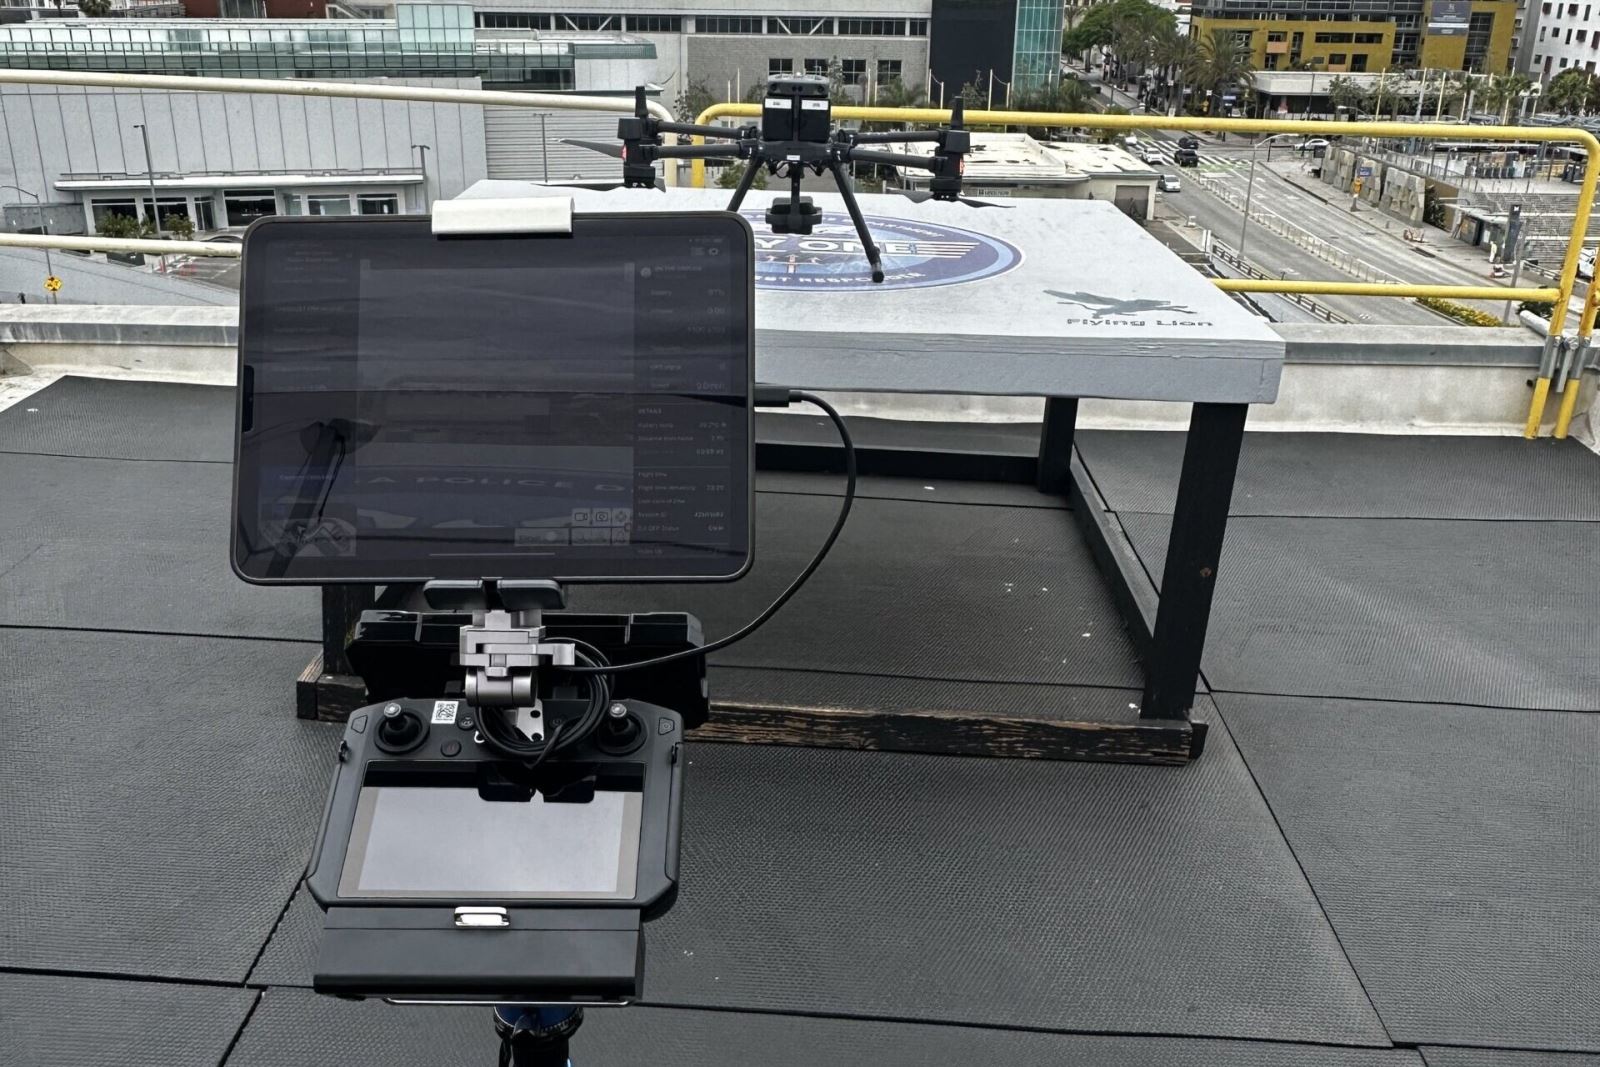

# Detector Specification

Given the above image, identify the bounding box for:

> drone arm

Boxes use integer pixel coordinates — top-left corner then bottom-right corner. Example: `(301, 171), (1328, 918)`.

(651, 144), (748, 160)
(843, 148), (941, 172)
(724, 151), (765, 211)
(654, 120), (755, 141)
(848, 130), (943, 146)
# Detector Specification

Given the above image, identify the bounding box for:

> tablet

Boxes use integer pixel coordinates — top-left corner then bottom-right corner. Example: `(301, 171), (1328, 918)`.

(232, 212), (753, 583)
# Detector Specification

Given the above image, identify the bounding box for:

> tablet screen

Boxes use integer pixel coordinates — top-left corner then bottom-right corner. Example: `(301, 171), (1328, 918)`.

(233, 213), (752, 583)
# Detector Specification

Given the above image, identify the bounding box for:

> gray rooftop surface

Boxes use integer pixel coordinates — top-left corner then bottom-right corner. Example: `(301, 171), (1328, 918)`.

(1, 375), (1597, 1066)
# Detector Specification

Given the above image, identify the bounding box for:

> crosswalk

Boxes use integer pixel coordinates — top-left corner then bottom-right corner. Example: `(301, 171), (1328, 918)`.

(1133, 133), (1252, 174)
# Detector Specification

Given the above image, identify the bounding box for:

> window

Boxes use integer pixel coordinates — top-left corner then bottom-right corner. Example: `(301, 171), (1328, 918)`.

(626, 16), (681, 32)
(306, 194), (353, 216)
(1354, 32), (1384, 43)
(836, 18), (907, 36)
(223, 190), (276, 225)
(219, 0), (264, 16)
(140, 197), (190, 228)
(557, 14), (618, 31)
(841, 58), (866, 81)
(477, 13), (550, 29)
(90, 198), (137, 233)
(804, 58), (828, 75)
(1267, 30), (1287, 40)
(1329, 51), (1347, 63)
(1581, 29), (1589, 41)
(767, 17), (830, 34)
(1567, 27), (1574, 42)
(909, 19), (928, 35)
(1562, 56), (1570, 66)
(1541, 25), (1548, 38)
(1350, 53), (1368, 70)
(876, 58), (902, 83)
(697, 17), (762, 34)
(1314, 31), (1353, 42)
(768, 57), (794, 74)
(357, 193), (400, 215)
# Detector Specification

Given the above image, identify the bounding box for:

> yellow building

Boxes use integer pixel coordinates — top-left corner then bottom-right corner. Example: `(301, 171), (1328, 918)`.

(1190, 0), (1517, 74)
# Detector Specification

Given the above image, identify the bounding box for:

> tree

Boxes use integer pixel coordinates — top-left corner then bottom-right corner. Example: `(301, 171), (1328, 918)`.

(161, 212), (194, 240)
(1010, 78), (1091, 137)
(77, 0), (111, 14)
(957, 80), (986, 113)
(1482, 72), (1534, 125)
(1543, 68), (1597, 115)
(1094, 103), (1130, 143)
(715, 161), (767, 191)
(864, 78), (929, 130)
(1326, 75), (1365, 115)
(96, 213), (141, 239)
(673, 81), (717, 123)
(1193, 27), (1255, 116)
(1061, 0), (1175, 82)
(1154, 28), (1200, 113)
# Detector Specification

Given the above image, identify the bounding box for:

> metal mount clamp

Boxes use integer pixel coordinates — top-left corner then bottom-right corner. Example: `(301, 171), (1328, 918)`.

(459, 609), (576, 710)
(430, 195), (574, 236)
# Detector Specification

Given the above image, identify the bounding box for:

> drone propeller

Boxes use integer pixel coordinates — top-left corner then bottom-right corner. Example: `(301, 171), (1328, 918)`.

(899, 189), (1013, 209)
(560, 138), (624, 160)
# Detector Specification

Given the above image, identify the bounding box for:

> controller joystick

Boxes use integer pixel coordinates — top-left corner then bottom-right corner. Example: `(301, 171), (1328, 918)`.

(595, 702), (645, 754)
(374, 702), (428, 753)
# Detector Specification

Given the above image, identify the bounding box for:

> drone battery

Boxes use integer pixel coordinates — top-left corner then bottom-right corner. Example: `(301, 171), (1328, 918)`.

(315, 907), (644, 1001)
(762, 75), (831, 143)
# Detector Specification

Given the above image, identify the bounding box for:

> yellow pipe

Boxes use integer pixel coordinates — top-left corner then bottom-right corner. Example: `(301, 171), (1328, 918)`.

(1215, 279), (1556, 301)
(1552, 281), (1599, 438)
(693, 103), (1600, 439)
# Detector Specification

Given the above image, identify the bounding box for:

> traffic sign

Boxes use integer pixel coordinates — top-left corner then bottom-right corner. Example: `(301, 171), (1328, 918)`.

(1357, 165), (1373, 177)
(44, 275), (61, 293)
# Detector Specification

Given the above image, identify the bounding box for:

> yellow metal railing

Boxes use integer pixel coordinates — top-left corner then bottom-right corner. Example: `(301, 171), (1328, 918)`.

(694, 104), (1600, 438)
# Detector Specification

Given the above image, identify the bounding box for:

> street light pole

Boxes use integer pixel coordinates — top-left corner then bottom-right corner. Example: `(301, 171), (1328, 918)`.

(412, 143), (431, 212)
(1239, 156), (1258, 258)
(536, 115), (549, 182)
(3, 184), (54, 304)
(132, 123), (162, 240)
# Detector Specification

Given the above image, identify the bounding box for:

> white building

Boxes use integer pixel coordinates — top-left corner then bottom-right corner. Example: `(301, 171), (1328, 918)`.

(463, 1), (935, 105)
(891, 133), (1159, 219)
(1526, 0), (1600, 80)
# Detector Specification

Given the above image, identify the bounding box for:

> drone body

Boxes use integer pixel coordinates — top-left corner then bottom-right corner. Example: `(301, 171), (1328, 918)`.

(566, 75), (1002, 283)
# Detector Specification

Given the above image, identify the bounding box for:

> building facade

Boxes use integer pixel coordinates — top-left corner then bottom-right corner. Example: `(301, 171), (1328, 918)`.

(1190, 0), (1518, 75)
(0, 4), (658, 235)
(929, 0), (1065, 97)
(461, 2), (934, 103)
(1526, 0), (1600, 79)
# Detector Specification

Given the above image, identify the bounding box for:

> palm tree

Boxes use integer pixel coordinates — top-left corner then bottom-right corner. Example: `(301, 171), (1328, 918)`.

(1194, 28), (1255, 117)
(1154, 29), (1200, 114)
(1482, 72), (1534, 124)
(865, 79), (929, 131)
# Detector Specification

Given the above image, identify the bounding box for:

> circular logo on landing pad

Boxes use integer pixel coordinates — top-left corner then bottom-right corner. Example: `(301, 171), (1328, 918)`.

(743, 210), (1022, 292)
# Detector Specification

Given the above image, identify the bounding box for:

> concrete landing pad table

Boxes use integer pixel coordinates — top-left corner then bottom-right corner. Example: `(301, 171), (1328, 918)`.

(307, 183), (1285, 764)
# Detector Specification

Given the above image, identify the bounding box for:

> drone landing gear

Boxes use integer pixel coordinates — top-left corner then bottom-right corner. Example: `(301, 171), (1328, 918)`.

(725, 149), (886, 284)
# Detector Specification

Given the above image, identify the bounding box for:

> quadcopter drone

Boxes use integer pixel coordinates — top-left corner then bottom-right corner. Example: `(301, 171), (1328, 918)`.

(566, 75), (1004, 283)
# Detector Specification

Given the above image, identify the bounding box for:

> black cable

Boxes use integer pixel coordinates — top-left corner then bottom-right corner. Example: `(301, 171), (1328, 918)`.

(563, 390), (855, 676)
(476, 641), (613, 759)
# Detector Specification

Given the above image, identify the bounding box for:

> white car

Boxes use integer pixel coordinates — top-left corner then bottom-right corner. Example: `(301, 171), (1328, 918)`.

(1141, 148), (1165, 165)
(1297, 138), (1332, 153)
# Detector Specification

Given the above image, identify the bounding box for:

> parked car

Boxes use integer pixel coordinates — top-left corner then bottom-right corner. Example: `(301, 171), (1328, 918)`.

(1174, 147), (1199, 167)
(1297, 138), (1332, 154)
(1157, 173), (1182, 192)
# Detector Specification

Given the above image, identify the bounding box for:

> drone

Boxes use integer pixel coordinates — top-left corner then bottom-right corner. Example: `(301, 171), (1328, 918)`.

(566, 75), (1004, 283)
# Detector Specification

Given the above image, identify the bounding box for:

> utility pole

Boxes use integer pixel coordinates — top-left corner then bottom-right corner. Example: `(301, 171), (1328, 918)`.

(132, 123), (162, 240)
(3, 185), (55, 304)
(412, 143), (431, 212)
